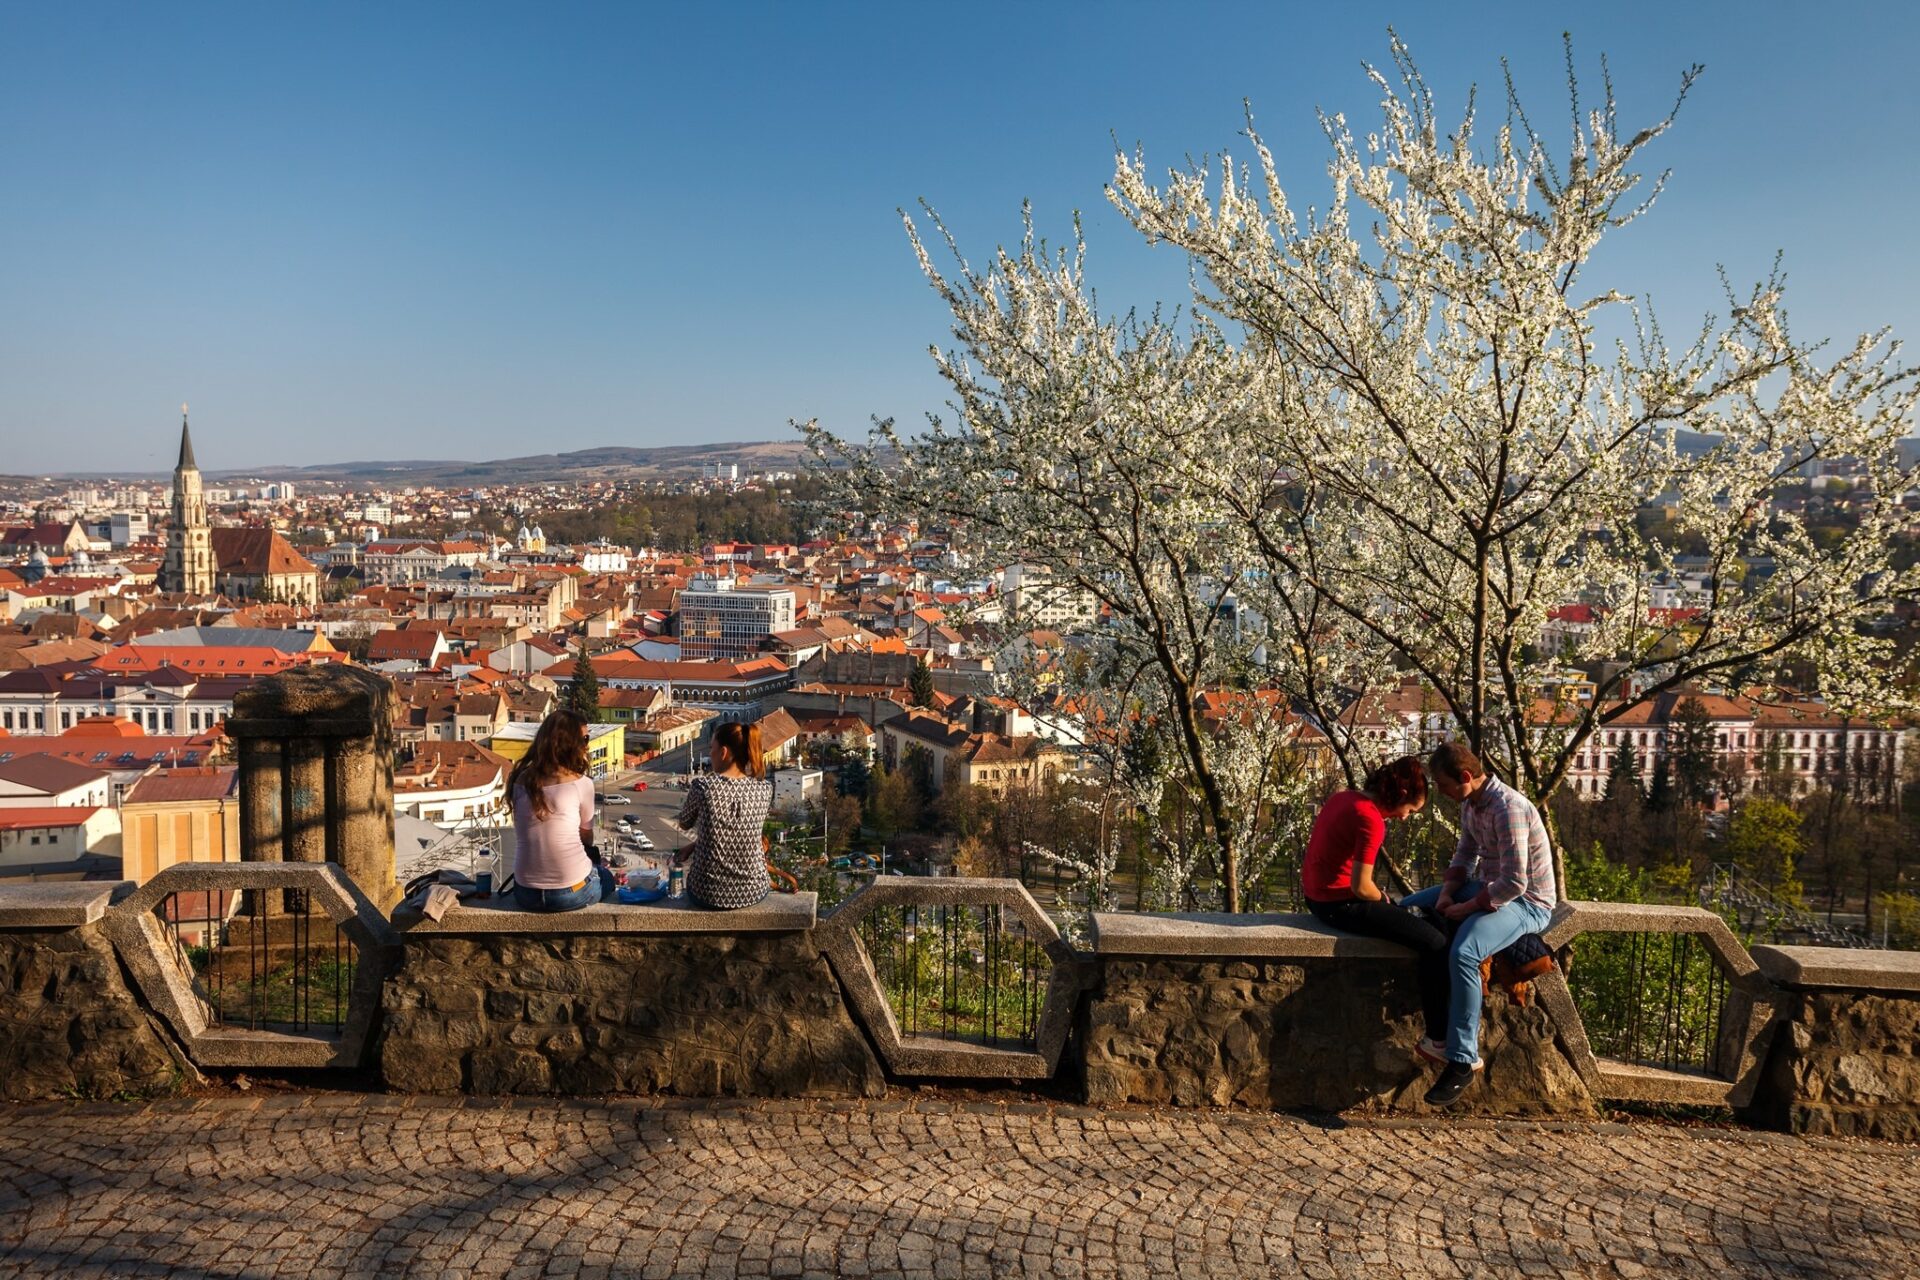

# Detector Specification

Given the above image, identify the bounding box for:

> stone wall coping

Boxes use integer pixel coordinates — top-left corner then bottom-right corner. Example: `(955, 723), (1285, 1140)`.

(394, 892), (818, 935)
(0, 880), (131, 928)
(1089, 911), (1413, 959)
(1751, 943), (1920, 993)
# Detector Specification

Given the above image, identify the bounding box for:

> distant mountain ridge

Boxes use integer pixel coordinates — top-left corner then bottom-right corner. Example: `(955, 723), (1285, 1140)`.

(53, 440), (816, 486)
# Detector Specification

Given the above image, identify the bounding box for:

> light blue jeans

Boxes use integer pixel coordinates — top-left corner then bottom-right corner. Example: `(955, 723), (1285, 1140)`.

(1400, 880), (1553, 1066)
(511, 867), (616, 913)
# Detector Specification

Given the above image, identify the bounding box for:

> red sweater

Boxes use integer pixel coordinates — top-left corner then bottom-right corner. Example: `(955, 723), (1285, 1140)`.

(1302, 790), (1386, 903)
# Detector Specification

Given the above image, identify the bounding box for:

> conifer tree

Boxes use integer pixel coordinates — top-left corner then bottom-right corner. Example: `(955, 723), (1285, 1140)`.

(1604, 741), (1643, 804)
(909, 656), (936, 709)
(568, 641), (601, 723)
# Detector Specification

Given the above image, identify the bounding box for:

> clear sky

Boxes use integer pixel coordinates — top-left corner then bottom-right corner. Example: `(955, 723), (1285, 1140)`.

(3, 2), (1915, 474)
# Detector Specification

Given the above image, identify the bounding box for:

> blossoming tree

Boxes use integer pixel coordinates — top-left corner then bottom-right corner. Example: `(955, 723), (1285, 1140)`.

(808, 39), (1917, 904)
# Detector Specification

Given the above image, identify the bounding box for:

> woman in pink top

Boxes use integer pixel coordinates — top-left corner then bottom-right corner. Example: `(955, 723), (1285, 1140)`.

(506, 710), (613, 912)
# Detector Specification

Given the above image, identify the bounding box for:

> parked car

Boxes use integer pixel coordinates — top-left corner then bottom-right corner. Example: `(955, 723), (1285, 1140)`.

(630, 781), (649, 792)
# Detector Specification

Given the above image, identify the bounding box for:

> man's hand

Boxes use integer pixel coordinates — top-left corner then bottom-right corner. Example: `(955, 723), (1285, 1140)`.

(1435, 889), (1454, 913)
(1441, 899), (1479, 923)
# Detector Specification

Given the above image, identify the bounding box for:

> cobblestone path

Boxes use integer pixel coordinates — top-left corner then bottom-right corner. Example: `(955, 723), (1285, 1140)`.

(1, 1093), (1916, 1278)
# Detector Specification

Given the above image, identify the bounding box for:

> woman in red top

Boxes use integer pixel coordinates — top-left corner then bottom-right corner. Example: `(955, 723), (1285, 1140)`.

(1302, 756), (1453, 1063)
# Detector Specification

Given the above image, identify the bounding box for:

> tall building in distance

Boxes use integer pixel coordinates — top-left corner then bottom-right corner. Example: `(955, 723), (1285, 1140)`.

(677, 575), (795, 661)
(160, 407), (215, 595)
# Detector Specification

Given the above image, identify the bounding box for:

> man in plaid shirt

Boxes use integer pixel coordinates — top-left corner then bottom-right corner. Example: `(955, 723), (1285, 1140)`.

(1400, 741), (1558, 1107)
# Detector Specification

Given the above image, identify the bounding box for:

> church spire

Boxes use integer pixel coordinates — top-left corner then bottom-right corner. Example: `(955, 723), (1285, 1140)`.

(177, 403), (197, 471)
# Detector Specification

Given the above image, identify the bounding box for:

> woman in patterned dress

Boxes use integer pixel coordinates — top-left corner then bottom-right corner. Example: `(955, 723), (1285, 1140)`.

(671, 722), (773, 909)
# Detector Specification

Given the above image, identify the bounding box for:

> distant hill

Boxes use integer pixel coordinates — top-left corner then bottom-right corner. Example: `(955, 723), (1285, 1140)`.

(48, 440), (817, 486)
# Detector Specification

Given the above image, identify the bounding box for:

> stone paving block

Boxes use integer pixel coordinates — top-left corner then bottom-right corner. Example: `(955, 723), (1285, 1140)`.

(4, 1095), (1920, 1278)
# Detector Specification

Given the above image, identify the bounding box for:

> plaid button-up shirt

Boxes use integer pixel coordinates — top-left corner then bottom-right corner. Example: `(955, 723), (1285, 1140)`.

(1444, 774), (1558, 911)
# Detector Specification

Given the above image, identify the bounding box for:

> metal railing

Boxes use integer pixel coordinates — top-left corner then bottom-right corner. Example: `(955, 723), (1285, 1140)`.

(855, 901), (1050, 1051)
(1701, 863), (1871, 949)
(1564, 928), (1729, 1074)
(160, 887), (358, 1035)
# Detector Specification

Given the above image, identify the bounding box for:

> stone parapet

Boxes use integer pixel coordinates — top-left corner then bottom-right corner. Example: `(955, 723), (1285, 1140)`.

(396, 893), (818, 936)
(1082, 952), (1594, 1115)
(0, 882), (190, 1101)
(1091, 910), (1410, 960)
(1751, 944), (1920, 993)
(380, 929), (883, 1098)
(0, 881), (130, 928)
(1744, 944), (1920, 1139)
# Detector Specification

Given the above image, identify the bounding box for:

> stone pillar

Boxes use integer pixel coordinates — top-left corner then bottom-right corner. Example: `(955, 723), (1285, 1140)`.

(229, 665), (399, 911)
(237, 737), (285, 918)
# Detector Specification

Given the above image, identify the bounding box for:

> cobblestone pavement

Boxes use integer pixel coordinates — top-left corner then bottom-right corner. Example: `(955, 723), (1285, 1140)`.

(2, 1093), (1917, 1279)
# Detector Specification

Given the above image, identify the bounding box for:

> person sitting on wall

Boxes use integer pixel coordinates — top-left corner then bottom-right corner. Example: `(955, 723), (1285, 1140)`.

(1400, 740), (1560, 1108)
(1300, 755), (1454, 1067)
(671, 722), (774, 910)
(506, 709), (616, 913)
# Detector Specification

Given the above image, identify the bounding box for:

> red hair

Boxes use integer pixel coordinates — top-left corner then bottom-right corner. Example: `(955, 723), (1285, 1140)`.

(712, 721), (765, 779)
(1363, 755), (1428, 809)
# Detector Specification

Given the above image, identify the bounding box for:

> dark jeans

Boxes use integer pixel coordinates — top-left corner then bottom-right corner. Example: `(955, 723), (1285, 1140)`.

(1307, 895), (1451, 1043)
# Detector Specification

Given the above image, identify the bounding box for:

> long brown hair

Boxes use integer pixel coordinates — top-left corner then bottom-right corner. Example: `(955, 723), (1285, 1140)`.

(508, 708), (591, 819)
(711, 721), (765, 779)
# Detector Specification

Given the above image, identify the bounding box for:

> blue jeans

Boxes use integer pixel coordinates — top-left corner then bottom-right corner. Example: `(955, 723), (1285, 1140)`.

(511, 867), (615, 912)
(1400, 880), (1553, 1065)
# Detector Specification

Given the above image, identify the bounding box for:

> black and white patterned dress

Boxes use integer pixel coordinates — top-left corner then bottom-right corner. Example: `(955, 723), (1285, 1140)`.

(674, 774), (773, 909)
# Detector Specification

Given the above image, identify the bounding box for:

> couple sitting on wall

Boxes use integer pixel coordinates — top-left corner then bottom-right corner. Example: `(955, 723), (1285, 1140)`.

(505, 710), (773, 913)
(1302, 741), (1558, 1108)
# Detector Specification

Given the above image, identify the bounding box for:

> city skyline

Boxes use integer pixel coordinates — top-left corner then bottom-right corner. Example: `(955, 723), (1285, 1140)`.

(4, 2), (1917, 471)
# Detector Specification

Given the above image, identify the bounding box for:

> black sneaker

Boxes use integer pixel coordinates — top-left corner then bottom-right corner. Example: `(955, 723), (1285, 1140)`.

(1424, 1061), (1478, 1108)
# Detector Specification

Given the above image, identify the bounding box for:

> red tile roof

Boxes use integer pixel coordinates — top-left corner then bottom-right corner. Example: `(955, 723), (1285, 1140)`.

(122, 767), (239, 806)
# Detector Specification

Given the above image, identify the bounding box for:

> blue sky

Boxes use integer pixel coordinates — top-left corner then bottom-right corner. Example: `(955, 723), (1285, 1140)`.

(3, 2), (1915, 474)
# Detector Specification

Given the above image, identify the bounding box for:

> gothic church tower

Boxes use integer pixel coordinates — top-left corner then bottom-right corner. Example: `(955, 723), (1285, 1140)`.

(162, 406), (215, 595)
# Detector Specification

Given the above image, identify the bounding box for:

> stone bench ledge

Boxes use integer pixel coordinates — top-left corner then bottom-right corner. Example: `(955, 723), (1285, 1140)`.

(0, 880), (132, 928)
(1751, 944), (1920, 993)
(1089, 911), (1414, 959)
(395, 891), (818, 936)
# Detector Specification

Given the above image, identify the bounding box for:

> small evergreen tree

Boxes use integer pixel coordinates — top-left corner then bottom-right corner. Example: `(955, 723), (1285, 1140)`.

(1647, 756), (1674, 812)
(909, 656), (936, 708)
(567, 641), (601, 723)
(1669, 697), (1720, 806)
(837, 755), (870, 798)
(1603, 741), (1643, 804)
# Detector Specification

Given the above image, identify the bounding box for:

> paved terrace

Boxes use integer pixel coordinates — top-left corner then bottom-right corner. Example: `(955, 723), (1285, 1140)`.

(2, 1094), (1916, 1279)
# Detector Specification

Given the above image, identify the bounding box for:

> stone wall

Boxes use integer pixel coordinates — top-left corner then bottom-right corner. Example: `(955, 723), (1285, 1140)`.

(1747, 990), (1920, 1140)
(1083, 956), (1594, 1116)
(0, 920), (184, 1101)
(381, 932), (885, 1098)
(1746, 946), (1920, 1139)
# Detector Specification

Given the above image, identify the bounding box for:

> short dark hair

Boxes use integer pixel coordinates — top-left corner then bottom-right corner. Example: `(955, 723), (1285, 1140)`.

(1362, 755), (1428, 809)
(1428, 740), (1483, 784)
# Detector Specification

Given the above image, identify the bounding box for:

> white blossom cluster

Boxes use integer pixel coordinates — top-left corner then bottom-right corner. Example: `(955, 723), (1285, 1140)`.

(806, 39), (1918, 906)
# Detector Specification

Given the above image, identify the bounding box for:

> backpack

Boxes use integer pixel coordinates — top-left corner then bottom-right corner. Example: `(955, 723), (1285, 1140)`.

(1482, 932), (1555, 1007)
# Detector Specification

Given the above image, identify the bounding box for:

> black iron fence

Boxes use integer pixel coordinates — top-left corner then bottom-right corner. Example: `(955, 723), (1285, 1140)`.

(1564, 929), (1729, 1074)
(856, 902), (1050, 1051)
(160, 887), (357, 1035)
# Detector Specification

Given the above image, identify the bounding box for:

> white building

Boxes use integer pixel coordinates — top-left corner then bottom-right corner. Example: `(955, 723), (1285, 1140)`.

(677, 576), (797, 662)
(770, 767), (824, 816)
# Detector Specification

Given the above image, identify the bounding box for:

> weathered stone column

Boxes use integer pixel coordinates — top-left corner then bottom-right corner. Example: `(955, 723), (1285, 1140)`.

(236, 737), (285, 917)
(230, 665), (399, 911)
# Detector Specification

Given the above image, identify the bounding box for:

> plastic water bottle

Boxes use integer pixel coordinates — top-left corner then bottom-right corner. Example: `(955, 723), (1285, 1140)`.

(668, 864), (686, 900)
